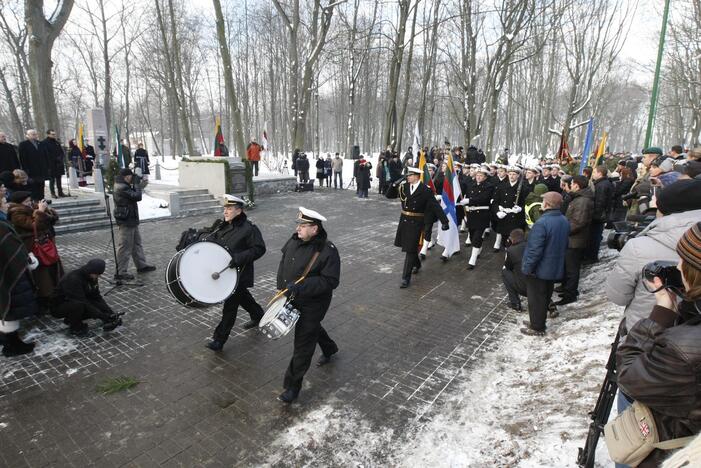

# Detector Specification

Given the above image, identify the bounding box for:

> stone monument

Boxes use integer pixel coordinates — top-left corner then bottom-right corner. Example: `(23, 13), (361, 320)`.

(87, 109), (109, 192)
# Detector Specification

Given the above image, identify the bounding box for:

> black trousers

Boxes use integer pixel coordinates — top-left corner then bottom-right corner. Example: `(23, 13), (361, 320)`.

(49, 175), (64, 196)
(424, 222), (434, 242)
(402, 252), (420, 280)
(586, 221), (605, 261)
(52, 301), (111, 330)
(283, 303), (337, 391)
(213, 287), (264, 343)
(502, 269), (526, 307)
(526, 276), (554, 332)
(251, 160), (259, 176)
(468, 228), (486, 248)
(563, 247), (584, 299)
(30, 179), (45, 201)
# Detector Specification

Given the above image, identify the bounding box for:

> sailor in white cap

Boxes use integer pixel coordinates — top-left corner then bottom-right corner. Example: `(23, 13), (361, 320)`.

(205, 194), (267, 351)
(460, 164), (495, 269)
(524, 165), (540, 193)
(386, 166), (449, 288)
(276, 206), (340, 403)
(490, 166), (527, 252)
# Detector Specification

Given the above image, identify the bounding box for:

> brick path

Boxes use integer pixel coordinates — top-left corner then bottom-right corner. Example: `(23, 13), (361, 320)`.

(0, 189), (511, 467)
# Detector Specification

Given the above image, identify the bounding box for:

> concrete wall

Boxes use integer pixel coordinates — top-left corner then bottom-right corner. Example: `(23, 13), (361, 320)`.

(178, 159), (227, 198)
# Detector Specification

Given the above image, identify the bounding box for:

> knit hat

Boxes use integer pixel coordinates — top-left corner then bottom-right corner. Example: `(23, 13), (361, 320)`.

(682, 160), (701, 178)
(677, 222), (701, 271)
(656, 179), (701, 215)
(83, 259), (106, 275)
(533, 183), (548, 196)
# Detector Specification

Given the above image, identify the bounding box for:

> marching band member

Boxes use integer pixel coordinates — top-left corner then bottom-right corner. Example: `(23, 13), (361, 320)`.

(206, 194), (266, 352)
(386, 167), (448, 288)
(276, 207), (340, 403)
(461, 165), (495, 269)
(491, 166), (528, 252)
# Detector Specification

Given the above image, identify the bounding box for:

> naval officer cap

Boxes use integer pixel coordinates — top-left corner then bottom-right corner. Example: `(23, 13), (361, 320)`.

(223, 194), (245, 207)
(296, 206), (327, 225)
(507, 165), (521, 173)
(475, 165), (491, 174)
(406, 166), (423, 175)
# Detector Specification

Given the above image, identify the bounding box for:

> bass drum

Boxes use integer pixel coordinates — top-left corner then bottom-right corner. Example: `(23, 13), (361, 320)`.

(165, 241), (238, 307)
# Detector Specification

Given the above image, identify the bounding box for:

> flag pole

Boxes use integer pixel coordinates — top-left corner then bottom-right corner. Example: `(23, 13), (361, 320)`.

(643, 0), (671, 148)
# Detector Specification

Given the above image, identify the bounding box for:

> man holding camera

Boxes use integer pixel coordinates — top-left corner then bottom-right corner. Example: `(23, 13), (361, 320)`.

(113, 168), (155, 280)
(206, 195), (266, 351)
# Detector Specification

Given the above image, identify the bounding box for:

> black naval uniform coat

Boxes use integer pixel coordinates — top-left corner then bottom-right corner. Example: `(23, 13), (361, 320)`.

(386, 181), (448, 253)
(492, 180), (528, 236)
(208, 213), (266, 289)
(464, 181), (495, 231)
(277, 228), (340, 391)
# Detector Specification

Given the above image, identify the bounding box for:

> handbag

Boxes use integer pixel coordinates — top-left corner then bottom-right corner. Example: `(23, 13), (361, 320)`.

(32, 221), (59, 266)
(604, 401), (695, 466)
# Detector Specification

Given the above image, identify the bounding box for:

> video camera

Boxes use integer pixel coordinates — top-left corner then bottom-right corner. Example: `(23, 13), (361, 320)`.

(606, 214), (655, 251)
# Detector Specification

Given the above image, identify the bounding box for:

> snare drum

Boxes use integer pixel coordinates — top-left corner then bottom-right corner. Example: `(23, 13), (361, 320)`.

(165, 241), (238, 307)
(259, 295), (300, 339)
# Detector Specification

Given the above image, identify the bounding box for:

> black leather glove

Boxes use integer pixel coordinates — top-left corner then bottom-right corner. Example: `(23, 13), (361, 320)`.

(441, 223), (450, 231)
(228, 258), (238, 269)
(285, 282), (301, 297)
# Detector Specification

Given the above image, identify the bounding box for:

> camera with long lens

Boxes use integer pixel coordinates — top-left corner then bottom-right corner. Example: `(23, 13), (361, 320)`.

(606, 214), (655, 251)
(642, 260), (685, 295)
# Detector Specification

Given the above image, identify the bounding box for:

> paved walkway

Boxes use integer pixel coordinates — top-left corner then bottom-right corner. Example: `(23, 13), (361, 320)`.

(0, 189), (511, 467)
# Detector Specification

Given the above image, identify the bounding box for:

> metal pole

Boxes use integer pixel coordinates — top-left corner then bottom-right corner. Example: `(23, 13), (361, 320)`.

(644, 0), (671, 148)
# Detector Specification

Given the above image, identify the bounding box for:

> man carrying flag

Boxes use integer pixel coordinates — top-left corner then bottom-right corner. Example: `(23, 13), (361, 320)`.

(386, 166), (448, 288)
(435, 150), (462, 261)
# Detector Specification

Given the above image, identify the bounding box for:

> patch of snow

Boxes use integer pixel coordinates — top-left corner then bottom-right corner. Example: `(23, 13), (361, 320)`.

(0, 422), (7, 429)
(66, 369), (78, 376)
(471, 295), (483, 300)
(22, 330), (78, 358)
(138, 193), (170, 220)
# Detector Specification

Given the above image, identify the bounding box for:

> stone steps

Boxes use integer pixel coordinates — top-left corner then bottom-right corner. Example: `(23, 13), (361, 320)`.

(53, 197), (111, 235)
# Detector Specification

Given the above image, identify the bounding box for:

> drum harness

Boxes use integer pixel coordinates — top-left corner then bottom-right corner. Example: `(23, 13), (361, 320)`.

(267, 251), (321, 306)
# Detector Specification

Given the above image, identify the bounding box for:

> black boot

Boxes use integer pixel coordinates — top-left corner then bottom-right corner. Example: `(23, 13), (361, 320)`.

(2, 332), (36, 357)
(102, 316), (123, 332)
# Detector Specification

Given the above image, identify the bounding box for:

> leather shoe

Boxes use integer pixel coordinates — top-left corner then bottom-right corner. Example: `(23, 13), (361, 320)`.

(400, 279), (410, 288)
(206, 340), (223, 351)
(419, 253), (426, 260)
(412, 264), (421, 274)
(555, 296), (577, 306)
(102, 317), (122, 332)
(242, 320), (259, 330)
(507, 303), (522, 312)
(466, 264), (475, 270)
(520, 327), (545, 336)
(114, 273), (135, 280)
(278, 388), (299, 403)
(317, 349), (338, 367)
(137, 265), (156, 273)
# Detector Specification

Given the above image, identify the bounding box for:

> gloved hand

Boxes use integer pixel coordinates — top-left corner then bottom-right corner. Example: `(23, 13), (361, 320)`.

(228, 258), (239, 269)
(441, 223), (450, 231)
(435, 195), (442, 201)
(496, 211), (507, 219)
(285, 282), (301, 297)
(498, 205), (505, 213)
(458, 198), (470, 206)
(512, 205), (522, 213)
(27, 252), (39, 271)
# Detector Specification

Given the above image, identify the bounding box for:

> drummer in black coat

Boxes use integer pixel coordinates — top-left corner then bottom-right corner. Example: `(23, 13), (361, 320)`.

(386, 166), (449, 288)
(459, 165), (495, 269)
(206, 194), (266, 351)
(276, 207), (340, 403)
(491, 166), (527, 252)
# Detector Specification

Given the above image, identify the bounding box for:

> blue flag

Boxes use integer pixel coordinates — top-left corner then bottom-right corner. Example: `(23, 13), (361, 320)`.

(579, 118), (594, 175)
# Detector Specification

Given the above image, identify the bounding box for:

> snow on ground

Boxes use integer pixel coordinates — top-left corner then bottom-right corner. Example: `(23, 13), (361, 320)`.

(266, 250), (622, 467)
(138, 193), (170, 219)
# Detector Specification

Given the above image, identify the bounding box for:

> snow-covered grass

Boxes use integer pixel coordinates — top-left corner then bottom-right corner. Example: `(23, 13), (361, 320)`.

(138, 193), (170, 220)
(266, 250), (622, 467)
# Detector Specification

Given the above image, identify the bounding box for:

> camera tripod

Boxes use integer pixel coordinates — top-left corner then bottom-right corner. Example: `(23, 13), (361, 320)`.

(98, 167), (144, 296)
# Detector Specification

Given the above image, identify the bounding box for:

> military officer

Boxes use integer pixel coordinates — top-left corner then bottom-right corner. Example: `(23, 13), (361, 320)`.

(491, 166), (528, 251)
(459, 165), (495, 269)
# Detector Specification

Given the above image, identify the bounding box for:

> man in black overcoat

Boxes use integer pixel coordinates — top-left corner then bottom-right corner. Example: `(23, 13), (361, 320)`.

(386, 167), (449, 288)
(39, 129), (66, 197)
(17, 129), (49, 201)
(0, 132), (20, 174)
(206, 194), (267, 351)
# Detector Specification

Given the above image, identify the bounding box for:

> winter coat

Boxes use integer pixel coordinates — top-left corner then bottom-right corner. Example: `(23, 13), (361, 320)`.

(388, 158), (403, 181)
(296, 156), (309, 173)
(277, 227), (340, 316)
(504, 241), (527, 293)
(492, 180), (527, 236)
(606, 209), (701, 332)
(592, 177), (613, 223)
(316, 158), (326, 178)
(331, 157), (343, 172)
(564, 187), (594, 249)
(0, 219), (37, 321)
(617, 300), (701, 467)
(39, 138), (66, 176)
(51, 264), (113, 318)
(133, 148), (150, 175)
(611, 178), (634, 221)
(464, 146), (485, 165)
(0, 142), (20, 174)
(464, 181), (495, 231)
(112, 176), (141, 227)
(246, 142), (262, 162)
(7, 203), (63, 299)
(291, 151), (299, 170)
(521, 209), (570, 281)
(18, 139), (49, 180)
(386, 181), (448, 253)
(324, 159), (332, 176)
(658, 171), (681, 187)
(208, 213), (266, 289)
(357, 161), (372, 190)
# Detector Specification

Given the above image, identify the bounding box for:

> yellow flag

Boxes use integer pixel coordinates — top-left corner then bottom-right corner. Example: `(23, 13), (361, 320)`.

(592, 131), (607, 167)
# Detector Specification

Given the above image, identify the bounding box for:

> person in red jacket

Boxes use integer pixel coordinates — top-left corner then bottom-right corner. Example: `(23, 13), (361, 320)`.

(246, 139), (262, 176)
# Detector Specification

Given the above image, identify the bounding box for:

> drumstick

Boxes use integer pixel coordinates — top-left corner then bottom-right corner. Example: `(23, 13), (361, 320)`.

(211, 266), (230, 280)
(266, 277), (305, 306)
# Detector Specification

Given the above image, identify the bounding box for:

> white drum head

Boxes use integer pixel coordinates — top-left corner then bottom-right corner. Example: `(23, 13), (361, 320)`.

(260, 296), (287, 326)
(178, 242), (237, 304)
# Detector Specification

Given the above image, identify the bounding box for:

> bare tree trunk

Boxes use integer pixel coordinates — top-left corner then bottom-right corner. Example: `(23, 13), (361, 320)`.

(167, 0), (196, 156)
(396, 0), (419, 152)
(382, 0), (411, 150)
(0, 66), (24, 140)
(25, 0), (74, 133)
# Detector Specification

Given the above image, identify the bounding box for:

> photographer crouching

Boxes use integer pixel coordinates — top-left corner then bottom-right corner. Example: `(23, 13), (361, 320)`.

(113, 168), (155, 280)
(608, 223), (701, 467)
(50, 259), (122, 336)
